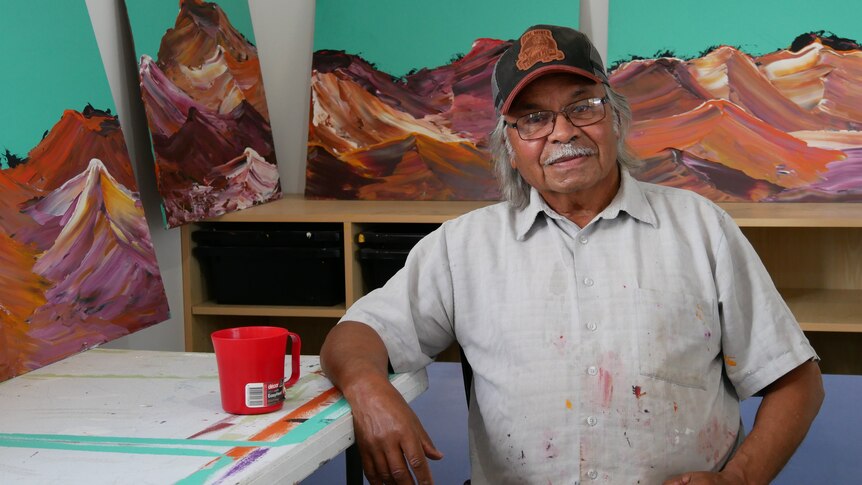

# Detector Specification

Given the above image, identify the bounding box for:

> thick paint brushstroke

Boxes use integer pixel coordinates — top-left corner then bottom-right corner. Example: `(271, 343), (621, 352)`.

(1, 114), (169, 382)
(9, 107), (137, 192)
(307, 39), (508, 200)
(136, 0), (280, 227)
(17, 159), (168, 368)
(610, 33), (862, 201)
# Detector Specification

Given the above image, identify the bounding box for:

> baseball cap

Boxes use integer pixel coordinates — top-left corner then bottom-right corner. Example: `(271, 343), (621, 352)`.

(492, 25), (609, 114)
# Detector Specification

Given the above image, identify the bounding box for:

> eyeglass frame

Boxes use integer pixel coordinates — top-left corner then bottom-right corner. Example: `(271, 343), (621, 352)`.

(503, 96), (610, 141)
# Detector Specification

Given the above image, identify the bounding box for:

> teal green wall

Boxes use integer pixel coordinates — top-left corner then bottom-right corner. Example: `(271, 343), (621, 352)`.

(0, 1), (115, 168)
(609, 0), (861, 65)
(314, 0), (581, 78)
(125, 0), (256, 60)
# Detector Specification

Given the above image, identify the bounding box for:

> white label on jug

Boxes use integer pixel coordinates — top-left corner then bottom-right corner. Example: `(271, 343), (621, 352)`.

(245, 383), (265, 407)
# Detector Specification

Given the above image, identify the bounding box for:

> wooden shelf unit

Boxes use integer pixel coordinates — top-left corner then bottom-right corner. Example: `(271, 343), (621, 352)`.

(181, 196), (862, 373)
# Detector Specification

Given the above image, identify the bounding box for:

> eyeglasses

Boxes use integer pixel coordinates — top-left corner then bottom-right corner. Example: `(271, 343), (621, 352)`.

(504, 97), (609, 140)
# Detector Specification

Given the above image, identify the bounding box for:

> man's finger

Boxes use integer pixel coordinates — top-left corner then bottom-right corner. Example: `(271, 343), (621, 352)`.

(662, 474), (693, 485)
(359, 446), (384, 485)
(382, 445), (415, 485)
(402, 438), (434, 484)
(419, 428), (443, 461)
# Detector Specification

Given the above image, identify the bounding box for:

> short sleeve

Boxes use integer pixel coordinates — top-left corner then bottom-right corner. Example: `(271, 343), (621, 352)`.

(715, 213), (818, 400)
(339, 225), (456, 373)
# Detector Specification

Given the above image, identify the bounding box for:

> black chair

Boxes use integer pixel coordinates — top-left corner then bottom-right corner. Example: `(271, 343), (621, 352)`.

(458, 345), (473, 485)
(458, 345), (473, 409)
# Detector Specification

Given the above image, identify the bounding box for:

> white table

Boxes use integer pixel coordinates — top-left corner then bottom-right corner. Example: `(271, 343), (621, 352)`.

(0, 349), (428, 484)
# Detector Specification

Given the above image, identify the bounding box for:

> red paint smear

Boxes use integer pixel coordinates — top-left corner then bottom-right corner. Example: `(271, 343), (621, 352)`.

(187, 419), (236, 439)
(632, 385), (646, 399)
(599, 369), (614, 407)
(673, 401), (678, 413)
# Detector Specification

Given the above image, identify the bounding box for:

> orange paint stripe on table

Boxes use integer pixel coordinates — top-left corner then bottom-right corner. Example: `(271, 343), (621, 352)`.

(225, 386), (343, 459)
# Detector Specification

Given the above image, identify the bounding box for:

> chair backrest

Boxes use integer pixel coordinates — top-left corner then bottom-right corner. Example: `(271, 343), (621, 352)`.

(458, 345), (473, 409)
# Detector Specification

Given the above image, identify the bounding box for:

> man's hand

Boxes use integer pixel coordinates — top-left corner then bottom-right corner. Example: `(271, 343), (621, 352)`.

(320, 321), (443, 484)
(663, 469), (746, 485)
(664, 360), (823, 485)
(348, 374), (443, 484)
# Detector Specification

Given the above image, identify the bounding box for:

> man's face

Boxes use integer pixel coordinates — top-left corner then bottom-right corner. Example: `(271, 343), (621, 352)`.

(505, 73), (619, 203)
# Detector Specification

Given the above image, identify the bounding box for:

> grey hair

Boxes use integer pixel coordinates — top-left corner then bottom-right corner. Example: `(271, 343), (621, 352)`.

(489, 84), (641, 209)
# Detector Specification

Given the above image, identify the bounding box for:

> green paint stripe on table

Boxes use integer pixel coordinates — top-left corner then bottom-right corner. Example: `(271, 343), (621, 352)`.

(275, 397), (352, 445)
(0, 437), (224, 457)
(0, 432), (276, 449)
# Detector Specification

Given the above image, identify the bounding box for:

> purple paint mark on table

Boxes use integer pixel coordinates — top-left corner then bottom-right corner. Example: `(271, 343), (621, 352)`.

(220, 447), (269, 481)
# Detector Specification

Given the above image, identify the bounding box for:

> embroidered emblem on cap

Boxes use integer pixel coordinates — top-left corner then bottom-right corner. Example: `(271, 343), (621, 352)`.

(516, 29), (565, 70)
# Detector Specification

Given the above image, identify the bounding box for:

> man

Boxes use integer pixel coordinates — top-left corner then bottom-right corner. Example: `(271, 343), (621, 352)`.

(321, 25), (823, 485)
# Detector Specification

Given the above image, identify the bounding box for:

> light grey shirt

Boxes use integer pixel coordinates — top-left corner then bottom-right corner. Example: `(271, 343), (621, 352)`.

(341, 169), (817, 484)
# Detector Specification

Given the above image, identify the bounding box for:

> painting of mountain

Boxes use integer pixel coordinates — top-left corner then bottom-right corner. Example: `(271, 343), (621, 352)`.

(308, 0), (579, 200)
(609, 0), (862, 201)
(0, 2), (169, 382)
(125, 0), (280, 227)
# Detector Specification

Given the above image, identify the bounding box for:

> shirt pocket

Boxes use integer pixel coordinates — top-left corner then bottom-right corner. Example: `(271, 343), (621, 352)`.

(635, 287), (720, 390)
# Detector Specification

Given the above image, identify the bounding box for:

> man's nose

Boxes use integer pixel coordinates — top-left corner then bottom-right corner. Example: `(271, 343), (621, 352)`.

(546, 113), (583, 144)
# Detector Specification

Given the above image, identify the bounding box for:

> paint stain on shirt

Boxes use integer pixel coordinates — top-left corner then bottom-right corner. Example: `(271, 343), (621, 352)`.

(697, 417), (735, 466)
(724, 355), (737, 366)
(632, 385), (646, 399)
(565, 399), (573, 410)
(542, 430), (558, 459)
(599, 368), (614, 407)
(552, 334), (567, 354)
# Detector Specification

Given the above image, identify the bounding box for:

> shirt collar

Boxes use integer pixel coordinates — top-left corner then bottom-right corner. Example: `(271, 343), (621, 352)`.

(599, 168), (658, 227)
(513, 167), (657, 240)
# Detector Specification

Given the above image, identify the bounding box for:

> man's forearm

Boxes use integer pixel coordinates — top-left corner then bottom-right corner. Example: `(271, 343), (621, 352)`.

(320, 321), (392, 398)
(723, 360), (824, 484)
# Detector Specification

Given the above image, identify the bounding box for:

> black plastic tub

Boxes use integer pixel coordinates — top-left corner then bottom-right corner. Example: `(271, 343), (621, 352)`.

(356, 224), (437, 290)
(194, 246), (345, 306)
(193, 223), (345, 306)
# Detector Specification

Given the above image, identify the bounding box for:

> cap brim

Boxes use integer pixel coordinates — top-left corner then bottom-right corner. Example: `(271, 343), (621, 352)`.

(500, 65), (604, 114)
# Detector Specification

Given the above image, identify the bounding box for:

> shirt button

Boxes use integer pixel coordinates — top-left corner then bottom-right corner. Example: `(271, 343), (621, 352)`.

(586, 321), (597, 331)
(583, 277), (594, 287)
(578, 235), (588, 245)
(586, 416), (598, 426)
(587, 366), (598, 376)
(587, 469), (599, 480)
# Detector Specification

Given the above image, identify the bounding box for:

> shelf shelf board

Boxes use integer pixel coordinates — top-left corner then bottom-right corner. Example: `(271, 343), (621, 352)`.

(208, 194), (493, 224)
(781, 288), (862, 332)
(204, 195), (862, 227)
(721, 203), (862, 227)
(192, 301), (346, 318)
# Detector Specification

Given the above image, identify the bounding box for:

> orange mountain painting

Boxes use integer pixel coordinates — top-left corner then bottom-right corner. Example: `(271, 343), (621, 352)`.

(307, 41), (510, 200)
(126, 0), (281, 227)
(610, 32), (862, 201)
(0, 3), (169, 382)
(311, 28), (862, 202)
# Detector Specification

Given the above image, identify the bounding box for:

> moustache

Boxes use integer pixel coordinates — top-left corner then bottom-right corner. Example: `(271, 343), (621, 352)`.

(542, 145), (597, 166)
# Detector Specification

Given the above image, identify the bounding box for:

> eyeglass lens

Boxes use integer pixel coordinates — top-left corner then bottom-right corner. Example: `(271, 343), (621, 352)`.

(515, 98), (606, 140)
